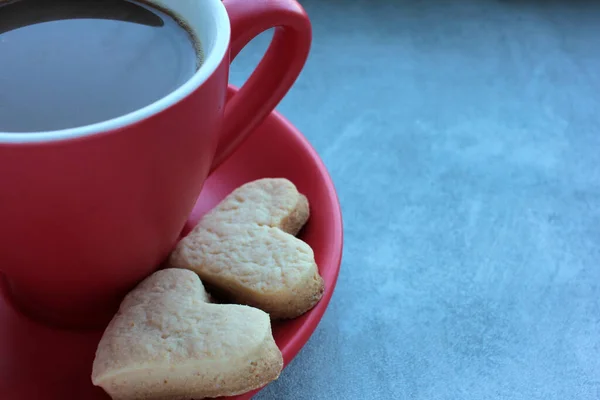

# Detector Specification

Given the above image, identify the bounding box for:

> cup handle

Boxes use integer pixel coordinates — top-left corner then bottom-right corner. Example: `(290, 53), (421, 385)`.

(209, 0), (312, 173)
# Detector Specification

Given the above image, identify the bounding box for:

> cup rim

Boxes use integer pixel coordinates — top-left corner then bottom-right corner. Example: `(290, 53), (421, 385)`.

(0, 0), (231, 144)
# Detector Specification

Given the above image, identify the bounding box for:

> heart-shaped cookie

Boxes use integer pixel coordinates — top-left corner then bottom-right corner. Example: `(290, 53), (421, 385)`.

(91, 268), (283, 400)
(169, 178), (324, 319)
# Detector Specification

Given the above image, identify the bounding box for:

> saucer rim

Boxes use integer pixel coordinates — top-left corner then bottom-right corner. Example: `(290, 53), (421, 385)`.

(262, 107), (343, 360)
(223, 85), (343, 399)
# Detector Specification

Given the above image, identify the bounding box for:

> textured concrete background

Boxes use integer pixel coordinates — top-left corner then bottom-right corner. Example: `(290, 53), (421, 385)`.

(231, 0), (600, 398)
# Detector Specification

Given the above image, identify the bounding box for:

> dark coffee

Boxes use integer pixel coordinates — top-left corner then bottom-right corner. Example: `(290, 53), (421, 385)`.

(0, 0), (200, 132)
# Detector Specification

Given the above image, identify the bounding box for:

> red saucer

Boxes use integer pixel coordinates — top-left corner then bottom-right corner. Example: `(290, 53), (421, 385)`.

(0, 86), (343, 400)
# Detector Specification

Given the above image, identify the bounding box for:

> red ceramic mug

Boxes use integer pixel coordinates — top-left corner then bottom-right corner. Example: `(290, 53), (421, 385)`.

(0, 0), (311, 329)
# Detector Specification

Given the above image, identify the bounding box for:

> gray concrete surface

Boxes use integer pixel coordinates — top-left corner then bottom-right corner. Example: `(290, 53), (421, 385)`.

(231, 0), (600, 398)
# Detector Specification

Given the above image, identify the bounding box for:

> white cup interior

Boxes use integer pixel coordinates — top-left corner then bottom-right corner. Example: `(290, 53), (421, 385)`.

(0, 0), (231, 143)
(151, 0), (229, 71)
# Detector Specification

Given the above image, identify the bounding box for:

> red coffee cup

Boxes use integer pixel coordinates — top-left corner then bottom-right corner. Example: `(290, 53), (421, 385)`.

(0, 0), (311, 329)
